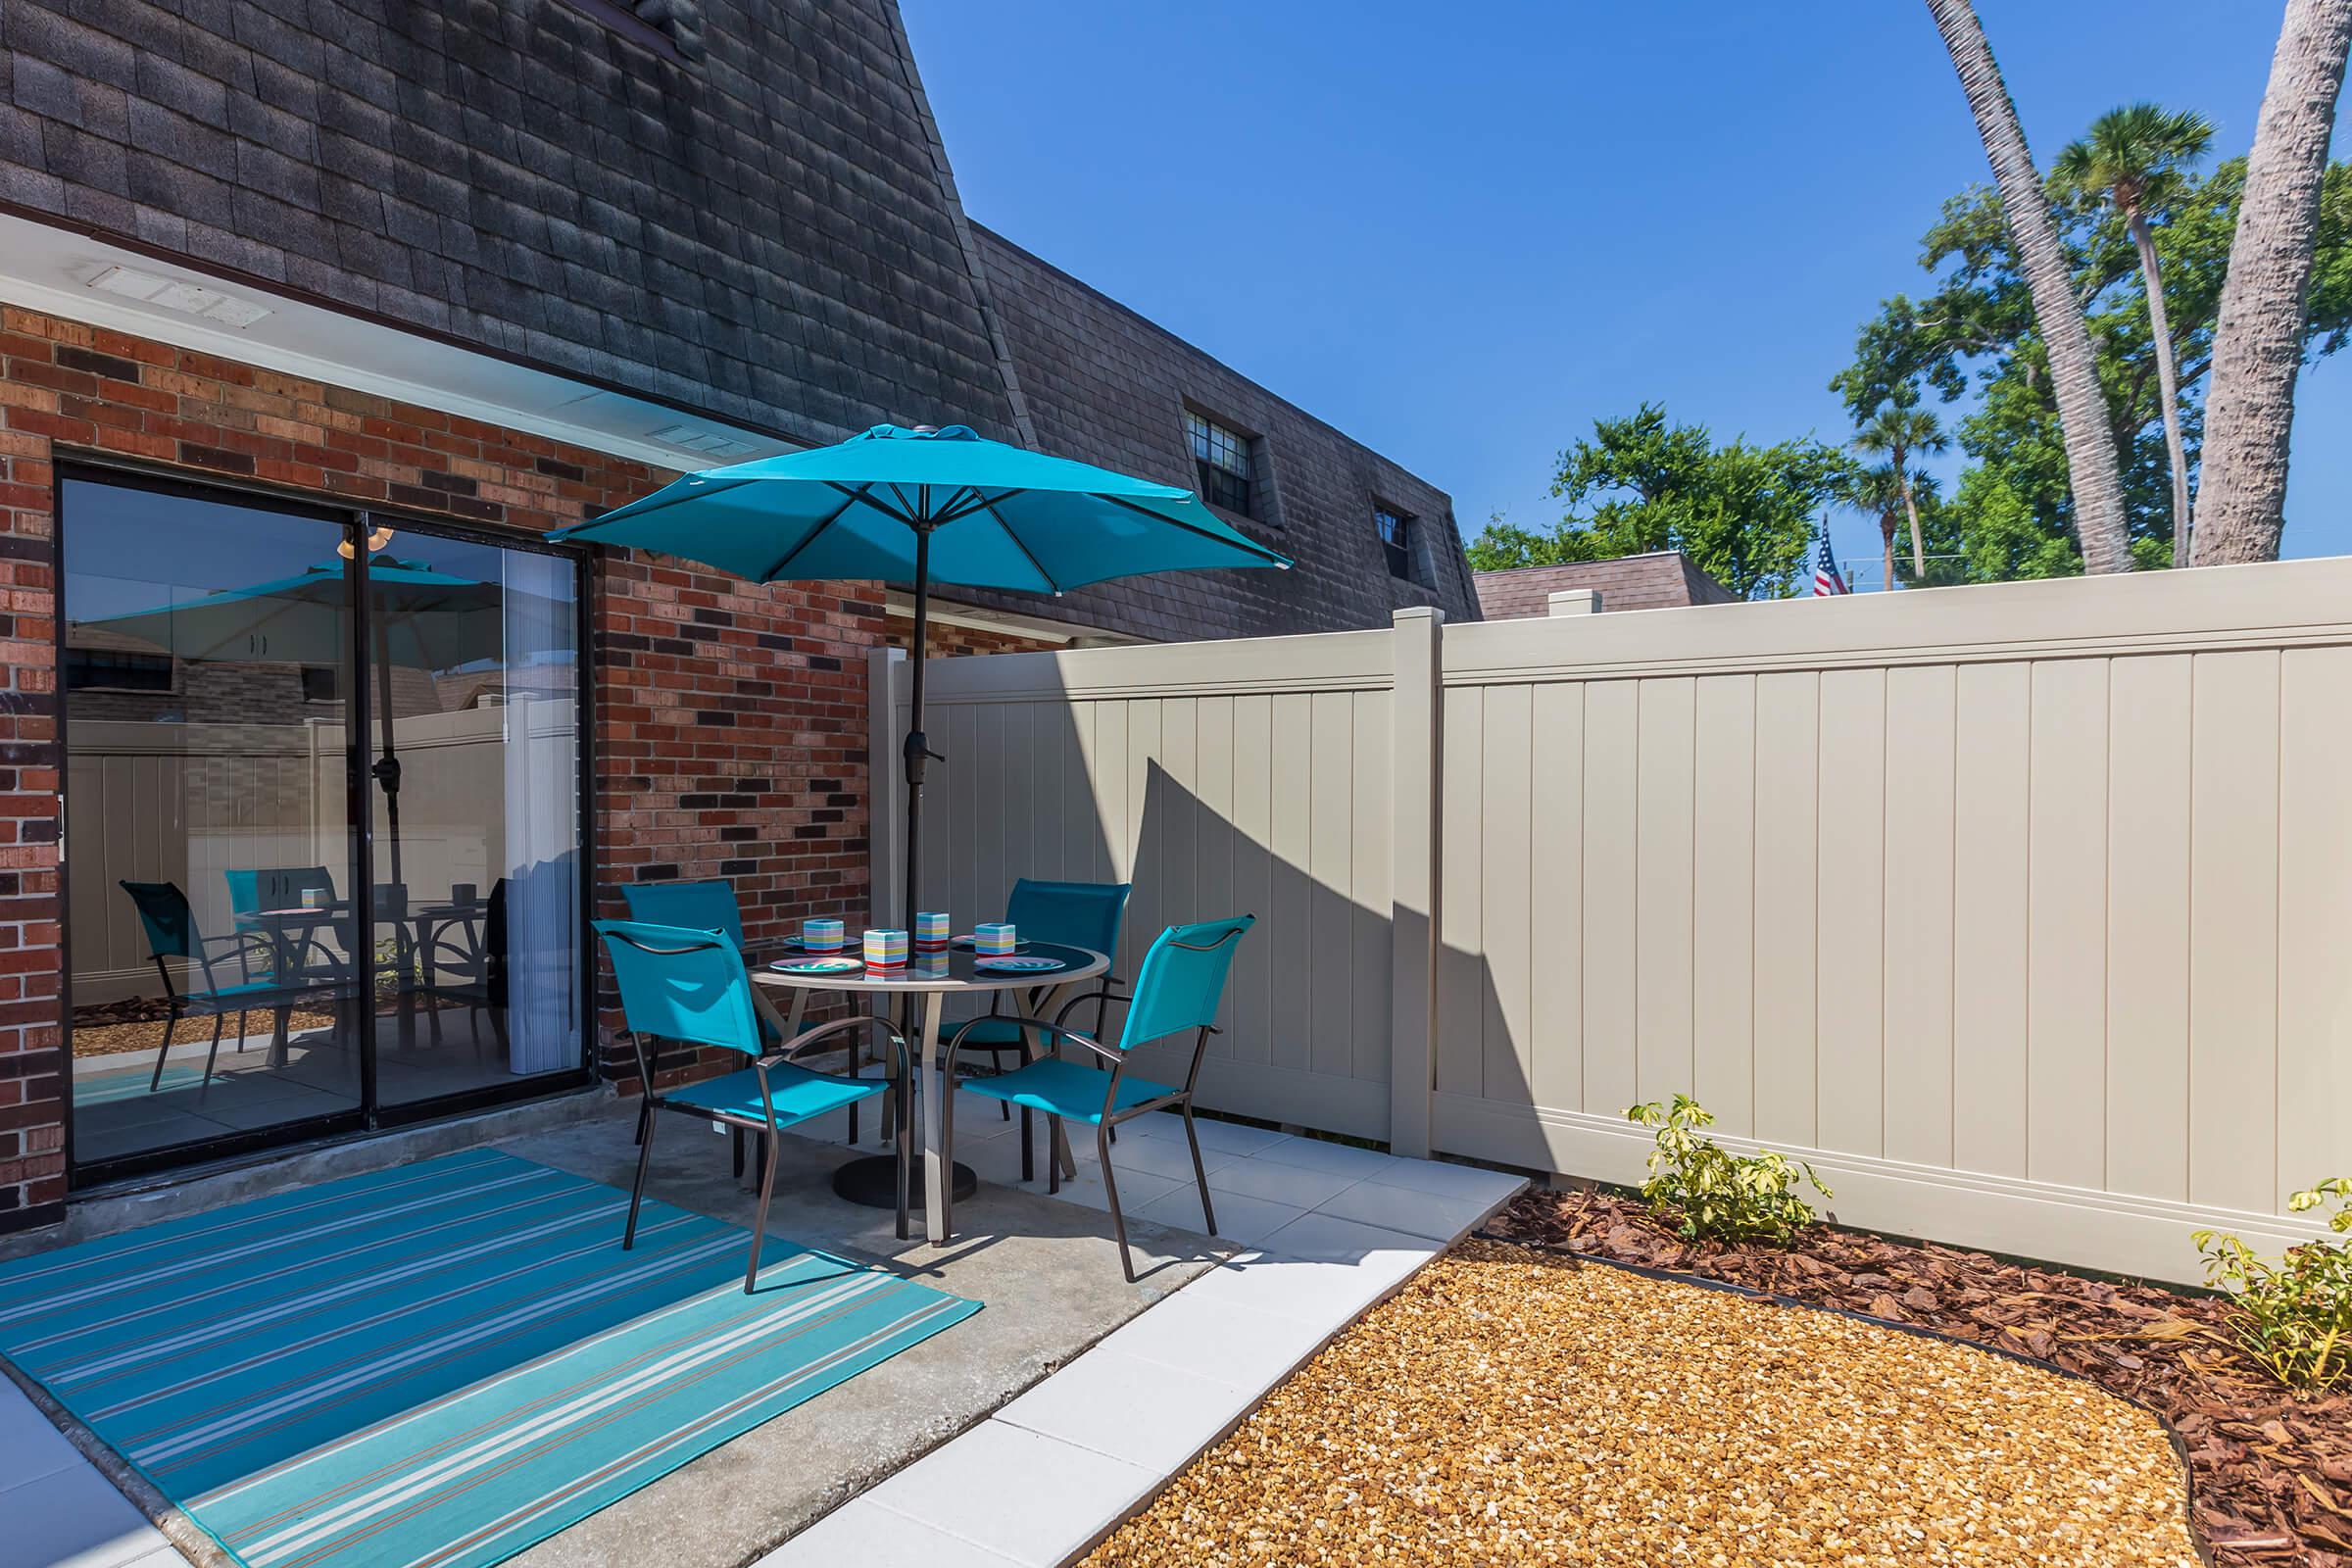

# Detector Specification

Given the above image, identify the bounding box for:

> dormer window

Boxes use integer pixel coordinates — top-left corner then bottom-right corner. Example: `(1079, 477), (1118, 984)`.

(1186, 410), (1254, 517)
(1376, 504), (1416, 581)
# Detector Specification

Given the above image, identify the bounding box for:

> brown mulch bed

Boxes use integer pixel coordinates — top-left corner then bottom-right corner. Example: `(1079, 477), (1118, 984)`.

(71, 998), (389, 1058)
(1485, 1187), (2352, 1568)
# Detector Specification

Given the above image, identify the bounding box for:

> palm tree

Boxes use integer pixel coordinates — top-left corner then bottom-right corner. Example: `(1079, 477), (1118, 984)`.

(1851, 398), (1946, 579)
(1924, 0), (2133, 573)
(1847, 463), (1909, 591)
(2052, 105), (2214, 568)
(2192, 0), (2352, 564)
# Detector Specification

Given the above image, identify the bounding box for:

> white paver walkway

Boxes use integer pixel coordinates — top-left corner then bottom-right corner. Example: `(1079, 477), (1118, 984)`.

(760, 1108), (1528, 1568)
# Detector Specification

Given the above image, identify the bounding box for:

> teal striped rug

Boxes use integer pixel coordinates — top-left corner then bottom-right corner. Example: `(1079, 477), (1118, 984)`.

(0, 1148), (978, 1568)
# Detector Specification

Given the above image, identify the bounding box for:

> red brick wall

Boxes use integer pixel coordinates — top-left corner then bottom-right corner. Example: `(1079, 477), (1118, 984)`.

(894, 615), (1066, 661)
(0, 304), (888, 1231)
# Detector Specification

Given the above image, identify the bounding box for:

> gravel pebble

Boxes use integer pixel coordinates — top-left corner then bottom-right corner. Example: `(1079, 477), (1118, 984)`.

(1083, 1240), (2197, 1567)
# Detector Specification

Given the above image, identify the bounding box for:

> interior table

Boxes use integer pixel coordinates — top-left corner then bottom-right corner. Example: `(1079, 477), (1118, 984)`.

(754, 942), (1109, 1244)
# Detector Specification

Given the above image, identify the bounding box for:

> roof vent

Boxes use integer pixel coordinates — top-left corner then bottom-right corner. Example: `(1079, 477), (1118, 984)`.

(87, 265), (272, 328)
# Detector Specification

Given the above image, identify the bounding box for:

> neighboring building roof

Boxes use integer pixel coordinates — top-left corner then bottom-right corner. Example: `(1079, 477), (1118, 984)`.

(1473, 554), (1741, 619)
(0, 0), (1022, 450)
(947, 225), (1482, 643)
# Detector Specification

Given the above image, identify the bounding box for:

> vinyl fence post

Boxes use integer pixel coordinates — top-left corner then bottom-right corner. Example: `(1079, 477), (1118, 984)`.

(867, 645), (907, 928)
(1389, 607), (1443, 1158)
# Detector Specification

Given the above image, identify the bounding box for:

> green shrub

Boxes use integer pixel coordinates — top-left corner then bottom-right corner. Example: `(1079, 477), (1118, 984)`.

(1624, 1095), (1832, 1246)
(2194, 1178), (2352, 1392)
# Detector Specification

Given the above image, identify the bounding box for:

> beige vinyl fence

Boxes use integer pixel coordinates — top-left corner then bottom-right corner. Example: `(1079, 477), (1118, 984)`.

(878, 560), (2352, 1284)
(68, 701), (575, 1004)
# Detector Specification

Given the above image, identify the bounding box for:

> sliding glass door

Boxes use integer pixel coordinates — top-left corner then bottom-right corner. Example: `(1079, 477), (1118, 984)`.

(61, 470), (590, 1184)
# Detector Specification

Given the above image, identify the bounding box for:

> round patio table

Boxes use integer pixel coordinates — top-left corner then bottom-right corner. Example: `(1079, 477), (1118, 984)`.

(754, 942), (1109, 1244)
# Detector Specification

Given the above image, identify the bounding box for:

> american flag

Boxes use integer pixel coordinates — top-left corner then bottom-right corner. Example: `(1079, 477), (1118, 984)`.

(1812, 531), (1850, 597)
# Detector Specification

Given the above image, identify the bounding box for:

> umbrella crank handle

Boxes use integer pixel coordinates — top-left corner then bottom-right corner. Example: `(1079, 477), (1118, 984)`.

(901, 730), (945, 786)
(369, 756), (404, 794)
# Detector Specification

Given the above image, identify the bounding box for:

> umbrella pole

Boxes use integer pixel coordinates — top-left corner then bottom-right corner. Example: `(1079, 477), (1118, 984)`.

(836, 520), (973, 1215)
(368, 591), (414, 1053)
(901, 526), (932, 930)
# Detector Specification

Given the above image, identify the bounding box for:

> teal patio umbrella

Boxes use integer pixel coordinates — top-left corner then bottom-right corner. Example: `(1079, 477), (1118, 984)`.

(552, 423), (1292, 933)
(85, 556), (568, 892)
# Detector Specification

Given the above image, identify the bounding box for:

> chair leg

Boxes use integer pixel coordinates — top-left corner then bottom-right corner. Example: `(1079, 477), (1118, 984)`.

(1020, 1105), (1034, 1184)
(1181, 1102), (1216, 1236)
(1048, 1114), (1062, 1195)
(897, 1085), (912, 1242)
(236, 1008), (250, 1053)
(1100, 1121), (1136, 1283)
(633, 1096), (651, 1148)
(200, 1013), (226, 1087)
(848, 1100), (858, 1148)
(746, 1124), (781, 1294)
(624, 1104), (659, 1250)
(149, 1011), (179, 1092)
(732, 1126), (745, 1180)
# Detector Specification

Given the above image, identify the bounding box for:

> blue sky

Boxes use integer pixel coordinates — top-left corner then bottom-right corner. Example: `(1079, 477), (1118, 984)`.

(900, 0), (2350, 588)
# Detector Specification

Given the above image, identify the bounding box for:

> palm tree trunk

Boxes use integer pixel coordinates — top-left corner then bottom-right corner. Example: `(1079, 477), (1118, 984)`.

(1899, 476), (1929, 580)
(1925, 0), (2133, 573)
(1882, 516), (1897, 592)
(2127, 212), (2195, 567)
(2190, 0), (2352, 565)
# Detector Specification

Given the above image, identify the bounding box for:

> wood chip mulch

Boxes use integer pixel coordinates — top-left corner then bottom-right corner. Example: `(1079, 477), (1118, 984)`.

(70, 1000), (343, 1059)
(1085, 1237), (2198, 1568)
(1483, 1187), (2352, 1567)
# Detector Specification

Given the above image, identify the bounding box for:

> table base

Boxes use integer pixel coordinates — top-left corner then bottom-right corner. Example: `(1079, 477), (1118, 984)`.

(832, 1152), (976, 1210)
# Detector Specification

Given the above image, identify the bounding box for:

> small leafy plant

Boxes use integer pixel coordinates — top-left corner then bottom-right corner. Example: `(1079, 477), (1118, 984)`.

(2194, 1177), (2352, 1392)
(1625, 1095), (1831, 1246)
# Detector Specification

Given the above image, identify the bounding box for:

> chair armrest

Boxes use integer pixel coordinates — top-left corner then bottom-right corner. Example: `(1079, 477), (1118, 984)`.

(1053, 988), (1133, 1031)
(774, 1013), (911, 1080)
(946, 1013), (1118, 1073)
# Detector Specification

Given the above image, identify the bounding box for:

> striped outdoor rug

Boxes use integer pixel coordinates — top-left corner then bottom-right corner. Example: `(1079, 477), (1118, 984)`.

(0, 1148), (977, 1568)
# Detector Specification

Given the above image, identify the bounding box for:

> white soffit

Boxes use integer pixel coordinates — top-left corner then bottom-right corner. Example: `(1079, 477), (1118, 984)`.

(0, 212), (793, 472)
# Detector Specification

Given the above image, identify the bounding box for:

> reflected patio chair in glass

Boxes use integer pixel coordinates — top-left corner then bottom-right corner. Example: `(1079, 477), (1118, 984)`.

(595, 918), (913, 1292)
(956, 880), (1132, 1136)
(223, 864), (348, 982)
(944, 914), (1254, 1281)
(416, 879), (509, 1056)
(118, 880), (325, 1092)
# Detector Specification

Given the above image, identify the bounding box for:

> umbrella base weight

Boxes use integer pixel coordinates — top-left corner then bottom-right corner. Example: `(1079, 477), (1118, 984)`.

(832, 1153), (975, 1209)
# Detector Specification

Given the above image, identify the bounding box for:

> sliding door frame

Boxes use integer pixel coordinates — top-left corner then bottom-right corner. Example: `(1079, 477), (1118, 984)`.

(56, 461), (598, 1190)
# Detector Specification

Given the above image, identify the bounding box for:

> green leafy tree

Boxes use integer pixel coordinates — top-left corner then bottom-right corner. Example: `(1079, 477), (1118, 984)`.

(1838, 144), (2352, 580)
(2053, 104), (2215, 565)
(1466, 405), (1859, 600)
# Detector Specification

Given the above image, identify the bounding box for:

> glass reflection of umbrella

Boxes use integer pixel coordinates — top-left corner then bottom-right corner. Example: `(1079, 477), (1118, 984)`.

(82, 555), (569, 891)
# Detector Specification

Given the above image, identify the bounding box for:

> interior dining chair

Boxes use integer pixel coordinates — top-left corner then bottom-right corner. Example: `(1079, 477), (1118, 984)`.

(118, 880), (317, 1091)
(942, 914), (1253, 1281)
(954, 880), (1131, 1142)
(594, 918), (911, 1292)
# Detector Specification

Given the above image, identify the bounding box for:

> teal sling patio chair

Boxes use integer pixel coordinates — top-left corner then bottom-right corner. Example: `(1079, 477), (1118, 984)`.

(956, 880), (1132, 1140)
(619, 878), (873, 1156)
(595, 918), (913, 1291)
(118, 881), (323, 1091)
(943, 914), (1254, 1281)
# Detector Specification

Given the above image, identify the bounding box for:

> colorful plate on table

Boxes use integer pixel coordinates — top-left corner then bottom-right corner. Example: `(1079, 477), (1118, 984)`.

(973, 955), (1065, 973)
(770, 956), (863, 975)
(951, 936), (1031, 952)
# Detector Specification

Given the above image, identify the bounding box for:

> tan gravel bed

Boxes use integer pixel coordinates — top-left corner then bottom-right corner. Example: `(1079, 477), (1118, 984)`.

(1084, 1239), (2197, 1568)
